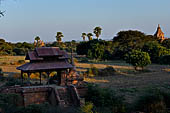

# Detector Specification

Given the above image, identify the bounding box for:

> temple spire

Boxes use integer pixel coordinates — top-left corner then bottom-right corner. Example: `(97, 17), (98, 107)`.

(154, 24), (165, 41)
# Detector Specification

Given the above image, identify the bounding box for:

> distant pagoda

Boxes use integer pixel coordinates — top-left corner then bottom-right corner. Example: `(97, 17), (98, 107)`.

(154, 24), (165, 40)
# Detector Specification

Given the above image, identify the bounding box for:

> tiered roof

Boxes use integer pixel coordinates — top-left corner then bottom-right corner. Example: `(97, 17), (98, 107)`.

(17, 47), (73, 72)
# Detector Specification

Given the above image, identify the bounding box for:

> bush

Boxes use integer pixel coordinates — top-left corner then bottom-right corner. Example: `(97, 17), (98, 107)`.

(80, 102), (94, 113)
(134, 89), (167, 113)
(98, 66), (116, 76)
(85, 84), (126, 113)
(86, 65), (99, 77)
(79, 57), (89, 63)
(0, 93), (22, 113)
(159, 55), (170, 65)
(5, 77), (23, 86)
(17, 60), (25, 64)
(13, 48), (26, 56)
(125, 50), (151, 70)
(142, 41), (170, 63)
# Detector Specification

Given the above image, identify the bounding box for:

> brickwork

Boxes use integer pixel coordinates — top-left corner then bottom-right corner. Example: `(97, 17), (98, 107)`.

(0, 85), (87, 107)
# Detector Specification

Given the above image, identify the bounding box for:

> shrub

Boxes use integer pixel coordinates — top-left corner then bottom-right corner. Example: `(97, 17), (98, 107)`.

(142, 41), (170, 63)
(13, 48), (26, 56)
(17, 60), (25, 64)
(134, 89), (166, 113)
(0, 93), (22, 113)
(79, 57), (89, 63)
(85, 84), (126, 113)
(125, 50), (151, 70)
(80, 102), (94, 113)
(5, 77), (23, 86)
(159, 55), (170, 65)
(98, 66), (116, 76)
(86, 65), (99, 77)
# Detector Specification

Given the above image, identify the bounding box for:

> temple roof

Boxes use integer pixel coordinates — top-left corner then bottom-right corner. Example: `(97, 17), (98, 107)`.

(17, 60), (73, 72)
(17, 47), (73, 72)
(25, 47), (69, 61)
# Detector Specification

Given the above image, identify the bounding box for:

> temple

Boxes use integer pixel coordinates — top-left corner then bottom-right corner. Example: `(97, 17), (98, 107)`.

(17, 47), (83, 86)
(154, 24), (165, 41)
(0, 47), (87, 107)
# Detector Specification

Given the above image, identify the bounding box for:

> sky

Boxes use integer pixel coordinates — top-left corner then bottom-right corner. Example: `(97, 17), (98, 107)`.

(0, 0), (170, 43)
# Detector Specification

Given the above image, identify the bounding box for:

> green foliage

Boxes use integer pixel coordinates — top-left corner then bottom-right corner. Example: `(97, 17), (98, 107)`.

(125, 50), (151, 70)
(86, 66), (116, 77)
(162, 38), (170, 49)
(77, 39), (113, 60)
(81, 33), (87, 41)
(98, 66), (116, 76)
(87, 33), (93, 41)
(93, 27), (102, 39)
(159, 55), (170, 65)
(142, 41), (170, 63)
(5, 77), (23, 86)
(15, 103), (50, 113)
(86, 65), (99, 77)
(13, 48), (25, 55)
(79, 57), (89, 63)
(85, 84), (126, 113)
(113, 30), (158, 59)
(0, 93), (22, 113)
(17, 60), (25, 64)
(56, 32), (64, 43)
(80, 102), (94, 113)
(134, 89), (167, 113)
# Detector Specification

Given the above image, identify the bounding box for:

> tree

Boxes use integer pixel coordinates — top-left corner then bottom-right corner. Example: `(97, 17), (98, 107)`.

(162, 38), (170, 49)
(89, 43), (105, 60)
(81, 33), (86, 41)
(113, 30), (158, 59)
(56, 32), (64, 43)
(34, 36), (40, 47)
(142, 41), (170, 63)
(0, 0), (5, 17)
(87, 33), (93, 41)
(93, 27), (102, 39)
(125, 50), (151, 70)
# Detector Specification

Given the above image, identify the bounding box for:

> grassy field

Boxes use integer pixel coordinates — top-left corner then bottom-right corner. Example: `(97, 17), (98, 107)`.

(0, 56), (170, 103)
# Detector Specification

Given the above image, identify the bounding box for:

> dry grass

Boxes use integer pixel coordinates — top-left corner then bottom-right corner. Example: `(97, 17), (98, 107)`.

(0, 56), (25, 64)
(0, 56), (170, 103)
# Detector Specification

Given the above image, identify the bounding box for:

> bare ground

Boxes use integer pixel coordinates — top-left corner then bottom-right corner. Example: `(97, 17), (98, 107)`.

(0, 56), (170, 103)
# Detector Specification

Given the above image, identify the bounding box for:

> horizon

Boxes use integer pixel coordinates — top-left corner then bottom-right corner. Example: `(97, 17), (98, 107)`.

(0, 0), (170, 42)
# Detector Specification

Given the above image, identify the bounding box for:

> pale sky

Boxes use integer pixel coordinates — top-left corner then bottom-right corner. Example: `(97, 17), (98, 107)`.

(0, 0), (170, 42)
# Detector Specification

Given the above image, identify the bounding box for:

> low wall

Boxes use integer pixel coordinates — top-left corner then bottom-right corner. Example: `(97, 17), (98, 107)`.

(0, 86), (52, 106)
(0, 85), (87, 106)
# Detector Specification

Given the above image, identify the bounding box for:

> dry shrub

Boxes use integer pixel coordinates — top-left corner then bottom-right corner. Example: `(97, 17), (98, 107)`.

(98, 66), (116, 76)
(86, 66), (116, 77)
(13, 73), (20, 78)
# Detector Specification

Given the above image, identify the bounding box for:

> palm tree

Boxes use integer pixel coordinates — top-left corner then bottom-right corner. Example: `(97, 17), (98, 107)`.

(93, 27), (102, 39)
(34, 36), (40, 47)
(56, 32), (64, 43)
(87, 33), (93, 41)
(81, 33), (86, 41)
